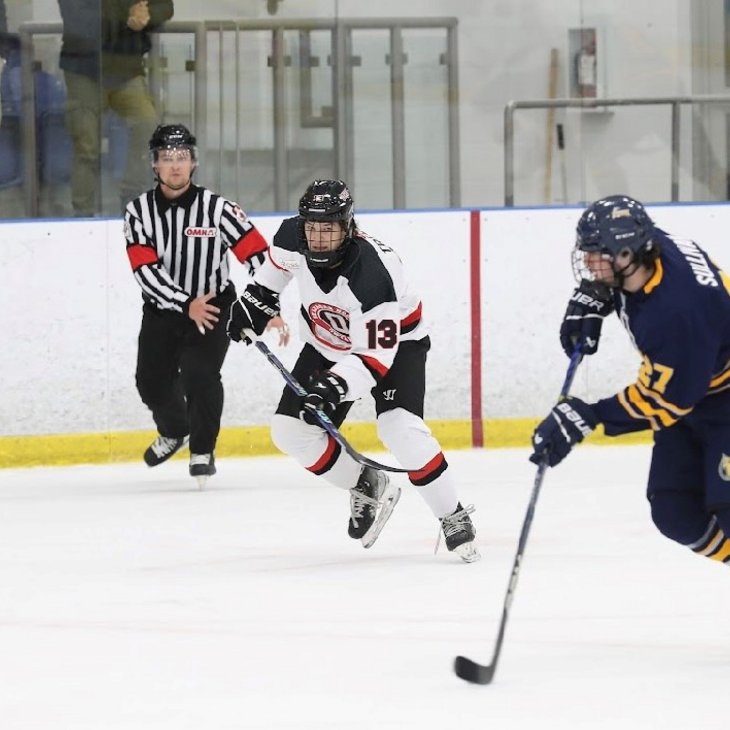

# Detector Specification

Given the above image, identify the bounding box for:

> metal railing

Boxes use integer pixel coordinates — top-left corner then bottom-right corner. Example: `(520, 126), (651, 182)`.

(18, 17), (460, 216)
(504, 95), (730, 206)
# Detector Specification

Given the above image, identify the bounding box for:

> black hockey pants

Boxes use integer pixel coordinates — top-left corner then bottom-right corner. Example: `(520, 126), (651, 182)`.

(135, 285), (235, 455)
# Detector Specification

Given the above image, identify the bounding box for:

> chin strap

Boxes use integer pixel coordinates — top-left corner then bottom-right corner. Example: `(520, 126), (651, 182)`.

(611, 253), (643, 290)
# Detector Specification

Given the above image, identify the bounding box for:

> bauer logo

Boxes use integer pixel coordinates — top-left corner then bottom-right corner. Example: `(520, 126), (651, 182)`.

(718, 454), (730, 481)
(185, 226), (218, 237)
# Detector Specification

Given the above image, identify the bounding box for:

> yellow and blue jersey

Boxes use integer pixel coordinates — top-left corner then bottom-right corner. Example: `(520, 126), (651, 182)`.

(594, 229), (730, 435)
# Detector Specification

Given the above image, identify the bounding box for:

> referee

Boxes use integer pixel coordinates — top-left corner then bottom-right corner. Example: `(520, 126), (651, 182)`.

(124, 123), (288, 486)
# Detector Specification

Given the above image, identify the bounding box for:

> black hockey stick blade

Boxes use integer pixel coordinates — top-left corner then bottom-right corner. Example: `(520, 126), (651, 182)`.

(453, 655), (495, 685)
(452, 347), (583, 685)
(248, 332), (415, 473)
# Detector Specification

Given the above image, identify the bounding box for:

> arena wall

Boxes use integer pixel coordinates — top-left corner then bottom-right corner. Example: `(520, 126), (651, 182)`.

(2, 202), (727, 466)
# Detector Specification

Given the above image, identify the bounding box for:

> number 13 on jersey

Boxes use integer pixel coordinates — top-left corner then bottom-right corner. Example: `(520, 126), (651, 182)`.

(366, 319), (398, 348)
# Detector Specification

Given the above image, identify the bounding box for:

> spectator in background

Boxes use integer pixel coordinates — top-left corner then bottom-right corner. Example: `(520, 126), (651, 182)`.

(0, 1), (72, 217)
(0, 32), (72, 217)
(58, 0), (173, 216)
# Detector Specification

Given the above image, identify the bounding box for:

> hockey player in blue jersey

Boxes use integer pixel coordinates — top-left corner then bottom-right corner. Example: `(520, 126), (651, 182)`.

(531, 195), (730, 565)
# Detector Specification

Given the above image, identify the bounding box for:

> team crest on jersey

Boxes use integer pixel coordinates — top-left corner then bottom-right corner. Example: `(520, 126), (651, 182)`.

(185, 226), (218, 237)
(309, 302), (350, 351)
(718, 454), (730, 481)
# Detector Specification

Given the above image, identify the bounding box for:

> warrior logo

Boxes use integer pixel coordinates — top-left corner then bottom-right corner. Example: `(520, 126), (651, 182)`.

(718, 454), (730, 481)
(382, 389), (397, 401)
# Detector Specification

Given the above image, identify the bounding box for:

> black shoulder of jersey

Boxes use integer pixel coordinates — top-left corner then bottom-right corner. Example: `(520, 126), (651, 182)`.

(273, 216), (301, 253)
(346, 238), (397, 312)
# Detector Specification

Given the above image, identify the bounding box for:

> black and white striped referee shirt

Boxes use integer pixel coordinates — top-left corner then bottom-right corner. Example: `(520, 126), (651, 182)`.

(124, 184), (268, 312)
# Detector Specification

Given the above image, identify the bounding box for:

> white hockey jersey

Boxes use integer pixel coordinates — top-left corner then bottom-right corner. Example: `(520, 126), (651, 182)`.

(254, 217), (427, 401)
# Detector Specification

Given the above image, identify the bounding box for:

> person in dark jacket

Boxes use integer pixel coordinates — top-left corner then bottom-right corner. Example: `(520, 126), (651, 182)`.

(57, 0), (173, 216)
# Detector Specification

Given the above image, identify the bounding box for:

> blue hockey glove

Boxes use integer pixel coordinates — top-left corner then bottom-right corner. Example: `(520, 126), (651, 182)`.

(559, 279), (614, 357)
(226, 283), (280, 344)
(300, 371), (348, 425)
(529, 396), (598, 467)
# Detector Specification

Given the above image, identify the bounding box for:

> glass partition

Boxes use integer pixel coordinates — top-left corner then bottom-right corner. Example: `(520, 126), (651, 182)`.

(1, 1), (729, 218)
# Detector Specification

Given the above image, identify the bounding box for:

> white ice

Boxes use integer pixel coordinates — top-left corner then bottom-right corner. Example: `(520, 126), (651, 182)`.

(1, 445), (728, 730)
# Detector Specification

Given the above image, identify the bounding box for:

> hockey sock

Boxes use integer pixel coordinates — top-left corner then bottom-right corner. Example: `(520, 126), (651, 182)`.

(688, 514), (730, 564)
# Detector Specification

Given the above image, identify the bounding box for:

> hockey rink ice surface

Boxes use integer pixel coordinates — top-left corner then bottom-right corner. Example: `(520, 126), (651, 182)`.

(1, 445), (729, 730)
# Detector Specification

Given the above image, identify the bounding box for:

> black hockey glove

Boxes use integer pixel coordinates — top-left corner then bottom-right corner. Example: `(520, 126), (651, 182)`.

(529, 396), (598, 467)
(227, 283), (280, 344)
(300, 371), (348, 426)
(559, 279), (614, 357)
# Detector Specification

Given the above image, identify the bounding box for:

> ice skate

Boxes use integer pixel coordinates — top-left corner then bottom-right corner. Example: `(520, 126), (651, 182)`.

(437, 503), (480, 563)
(189, 452), (216, 489)
(144, 434), (189, 467)
(348, 466), (401, 548)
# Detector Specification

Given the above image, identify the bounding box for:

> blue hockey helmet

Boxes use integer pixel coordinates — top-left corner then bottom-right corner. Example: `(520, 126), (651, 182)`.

(573, 195), (658, 286)
(576, 195), (655, 260)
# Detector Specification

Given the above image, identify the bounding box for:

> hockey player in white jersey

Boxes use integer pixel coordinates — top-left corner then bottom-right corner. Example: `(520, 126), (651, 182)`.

(227, 179), (479, 562)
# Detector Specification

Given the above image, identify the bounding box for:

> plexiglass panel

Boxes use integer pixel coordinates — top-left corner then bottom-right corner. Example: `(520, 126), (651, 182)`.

(403, 27), (450, 209)
(349, 29), (393, 210)
(1, 1), (730, 217)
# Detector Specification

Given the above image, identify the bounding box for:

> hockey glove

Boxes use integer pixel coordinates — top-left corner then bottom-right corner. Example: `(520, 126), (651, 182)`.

(227, 283), (280, 344)
(559, 279), (614, 357)
(300, 371), (348, 425)
(529, 396), (598, 467)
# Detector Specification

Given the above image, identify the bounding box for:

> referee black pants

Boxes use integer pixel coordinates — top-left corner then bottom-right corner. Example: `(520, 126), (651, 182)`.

(135, 285), (235, 455)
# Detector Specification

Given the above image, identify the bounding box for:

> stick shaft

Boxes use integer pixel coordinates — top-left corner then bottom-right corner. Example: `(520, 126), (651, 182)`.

(252, 338), (414, 474)
(455, 347), (583, 684)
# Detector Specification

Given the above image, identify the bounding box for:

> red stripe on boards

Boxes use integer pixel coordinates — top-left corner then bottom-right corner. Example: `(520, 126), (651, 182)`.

(470, 210), (483, 448)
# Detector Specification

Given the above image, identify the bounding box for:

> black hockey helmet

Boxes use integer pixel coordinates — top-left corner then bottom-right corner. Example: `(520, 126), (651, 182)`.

(148, 124), (198, 163)
(573, 194), (658, 284)
(297, 179), (355, 268)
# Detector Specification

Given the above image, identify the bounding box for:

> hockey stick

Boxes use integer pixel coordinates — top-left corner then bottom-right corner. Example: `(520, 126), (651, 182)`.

(454, 346), (583, 685)
(249, 333), (415, 474)
(556, 122), (568, 204)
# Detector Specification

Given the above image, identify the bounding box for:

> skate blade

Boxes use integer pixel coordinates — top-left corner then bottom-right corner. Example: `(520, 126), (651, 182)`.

(361, 484), (401, 549)
(454, 541), (481, 563)
(195, 475), (208, 490)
